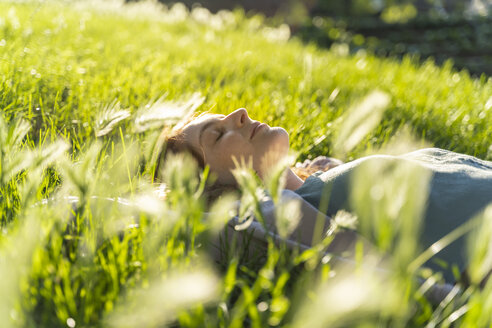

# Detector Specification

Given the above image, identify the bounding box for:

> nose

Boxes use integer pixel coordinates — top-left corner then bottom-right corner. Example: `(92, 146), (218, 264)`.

(225, 108), (249, 127)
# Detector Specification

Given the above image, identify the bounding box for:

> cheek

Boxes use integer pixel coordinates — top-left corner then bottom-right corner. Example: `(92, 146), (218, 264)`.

(211, 135), (253, 166)
(223, 134), (253, 154)
(207, 137), (254, 185)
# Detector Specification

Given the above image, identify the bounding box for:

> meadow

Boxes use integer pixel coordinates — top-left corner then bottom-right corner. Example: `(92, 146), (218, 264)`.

(1, 0), (492, 327)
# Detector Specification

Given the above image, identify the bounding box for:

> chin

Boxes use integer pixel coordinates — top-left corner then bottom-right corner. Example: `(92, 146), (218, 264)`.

(254, 128), (290, 177)
(270, 127), (290, 151)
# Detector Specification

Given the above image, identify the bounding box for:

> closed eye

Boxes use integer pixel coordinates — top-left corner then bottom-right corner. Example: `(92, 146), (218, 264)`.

(215, 128), (225, 142)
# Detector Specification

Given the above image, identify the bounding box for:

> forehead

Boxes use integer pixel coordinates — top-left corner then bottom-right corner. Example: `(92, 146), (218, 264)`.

(184, 113), (223, 133)
(187, 113), (222, 128)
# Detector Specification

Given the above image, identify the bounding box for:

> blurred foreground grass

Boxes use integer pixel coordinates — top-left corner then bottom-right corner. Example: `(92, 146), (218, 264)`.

(1, 0), (492, 327)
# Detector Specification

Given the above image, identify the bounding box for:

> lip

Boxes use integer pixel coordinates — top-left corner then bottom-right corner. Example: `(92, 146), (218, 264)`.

(250, 122), (261, 140)
(250, 122), (266, 140)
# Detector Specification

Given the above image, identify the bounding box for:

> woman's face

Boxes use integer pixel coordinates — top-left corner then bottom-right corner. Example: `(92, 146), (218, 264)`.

(181, 108), (289, 185)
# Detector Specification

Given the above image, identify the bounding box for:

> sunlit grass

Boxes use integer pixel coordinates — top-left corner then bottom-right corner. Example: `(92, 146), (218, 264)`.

(1, 0), (492, 327)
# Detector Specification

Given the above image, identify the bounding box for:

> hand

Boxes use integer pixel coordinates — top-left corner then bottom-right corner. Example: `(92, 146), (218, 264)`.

(297, 156), (344, 172)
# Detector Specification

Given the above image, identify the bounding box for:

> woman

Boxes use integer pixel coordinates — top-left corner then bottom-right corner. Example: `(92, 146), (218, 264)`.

(154, 108), (492, 284)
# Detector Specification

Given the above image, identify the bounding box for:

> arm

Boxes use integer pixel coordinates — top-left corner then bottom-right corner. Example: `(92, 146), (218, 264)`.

(258, 189), (367, 257)
(207, 191), (456, 305)
(208, 189), (363, 263)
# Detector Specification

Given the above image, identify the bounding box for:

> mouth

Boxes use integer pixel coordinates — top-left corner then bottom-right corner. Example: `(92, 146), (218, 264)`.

(250, 121), (261, 140)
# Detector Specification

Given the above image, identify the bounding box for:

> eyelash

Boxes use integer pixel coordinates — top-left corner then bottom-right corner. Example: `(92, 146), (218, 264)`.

(215, 128), (225, 142)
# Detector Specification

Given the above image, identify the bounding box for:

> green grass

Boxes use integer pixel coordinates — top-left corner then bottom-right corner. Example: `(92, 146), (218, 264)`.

(1, 1), (492, 327)
(297, 14), (492, 76)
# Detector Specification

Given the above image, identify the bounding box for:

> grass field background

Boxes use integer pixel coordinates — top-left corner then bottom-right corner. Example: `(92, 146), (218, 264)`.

(1, 0), (492, 327)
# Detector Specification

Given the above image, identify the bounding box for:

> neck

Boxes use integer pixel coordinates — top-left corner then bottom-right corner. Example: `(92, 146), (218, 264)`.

(284, 168), (304, 190)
